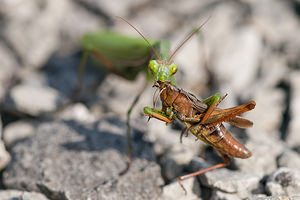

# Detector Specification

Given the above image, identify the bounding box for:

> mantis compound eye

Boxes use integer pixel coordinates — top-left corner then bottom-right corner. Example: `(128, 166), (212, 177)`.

(169, 63), (178, 75)
(149, 60), (158, 73)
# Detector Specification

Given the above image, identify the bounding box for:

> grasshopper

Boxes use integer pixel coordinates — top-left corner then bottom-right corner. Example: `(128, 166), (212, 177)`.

(144, 81), (256, 193)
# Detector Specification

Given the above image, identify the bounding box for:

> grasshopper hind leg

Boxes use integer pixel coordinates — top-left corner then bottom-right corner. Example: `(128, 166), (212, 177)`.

(200, 93), (227, 124)
(176, 151), (231, 194)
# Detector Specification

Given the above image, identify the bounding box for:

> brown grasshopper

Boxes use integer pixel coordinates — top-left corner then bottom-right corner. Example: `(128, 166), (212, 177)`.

(144, 81), (256, 193)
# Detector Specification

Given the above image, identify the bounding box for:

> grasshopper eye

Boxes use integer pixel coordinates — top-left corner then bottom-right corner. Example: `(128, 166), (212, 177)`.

(169, 63), (178, 75)
(149, 60), (158, 73)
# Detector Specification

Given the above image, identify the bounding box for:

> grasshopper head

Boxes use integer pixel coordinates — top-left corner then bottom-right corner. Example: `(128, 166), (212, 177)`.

(149, 60), (177, 82)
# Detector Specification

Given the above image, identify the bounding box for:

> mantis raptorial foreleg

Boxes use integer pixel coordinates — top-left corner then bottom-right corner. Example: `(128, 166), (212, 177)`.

(143, 93), (224, 124)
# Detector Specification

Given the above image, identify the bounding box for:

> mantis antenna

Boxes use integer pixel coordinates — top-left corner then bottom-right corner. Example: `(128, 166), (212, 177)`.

(168, 16), (211, 63)
(117, 16), (162, 61)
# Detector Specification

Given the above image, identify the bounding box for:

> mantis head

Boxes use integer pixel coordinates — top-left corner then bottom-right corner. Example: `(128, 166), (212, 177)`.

(149, 60), (177, 82)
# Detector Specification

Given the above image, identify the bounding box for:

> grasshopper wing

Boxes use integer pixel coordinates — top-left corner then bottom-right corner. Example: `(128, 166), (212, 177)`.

(226, 116), (253, 128)
(197, 101), (256, 126)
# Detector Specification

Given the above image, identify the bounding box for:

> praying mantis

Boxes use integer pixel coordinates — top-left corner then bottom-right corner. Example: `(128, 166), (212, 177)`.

(77, 17), (204, 173)
(77, 29), (175, 174)
(78, 17), (256, 193)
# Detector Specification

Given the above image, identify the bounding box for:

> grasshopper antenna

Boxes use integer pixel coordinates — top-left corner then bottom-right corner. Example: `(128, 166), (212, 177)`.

(168, 16), (211, 63)
(117, 16), (162, 61)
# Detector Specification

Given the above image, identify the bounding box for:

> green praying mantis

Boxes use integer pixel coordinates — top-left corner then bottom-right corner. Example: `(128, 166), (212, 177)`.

(77, 17), (255, 193)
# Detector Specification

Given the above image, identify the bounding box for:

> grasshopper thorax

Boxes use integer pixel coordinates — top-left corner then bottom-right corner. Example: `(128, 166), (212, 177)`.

(149, 60), (177, 82)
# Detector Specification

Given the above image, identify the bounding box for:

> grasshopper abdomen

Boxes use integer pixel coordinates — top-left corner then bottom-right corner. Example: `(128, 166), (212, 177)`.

(203, 124), (252, 159)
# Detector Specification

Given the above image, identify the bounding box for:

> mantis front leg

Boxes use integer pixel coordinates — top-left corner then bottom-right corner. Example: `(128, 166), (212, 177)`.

(143, 93), (225, 124)
(143, 106), (174, 123)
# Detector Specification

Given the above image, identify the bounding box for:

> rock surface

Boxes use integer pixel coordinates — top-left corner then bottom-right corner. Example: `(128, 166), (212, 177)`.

(3, 120), (36, 147)
(200, 168), (261, 198)
(286, 72), (300, 148)
(0, 141), (10, 170)
(0, 114), (11, 170)
(247, 195), (300, 200)
(0, 190), (49, 200)
(55, 103), (96, 123)
(278, 150), (300, 169)
(3, 119), (163, 200)
(0, 0), (69, 69)
(6, 84), (65, 116)
(0, 42), (19, 103)
(159, 177), (201, 200)
(266, 168), (300, 196)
